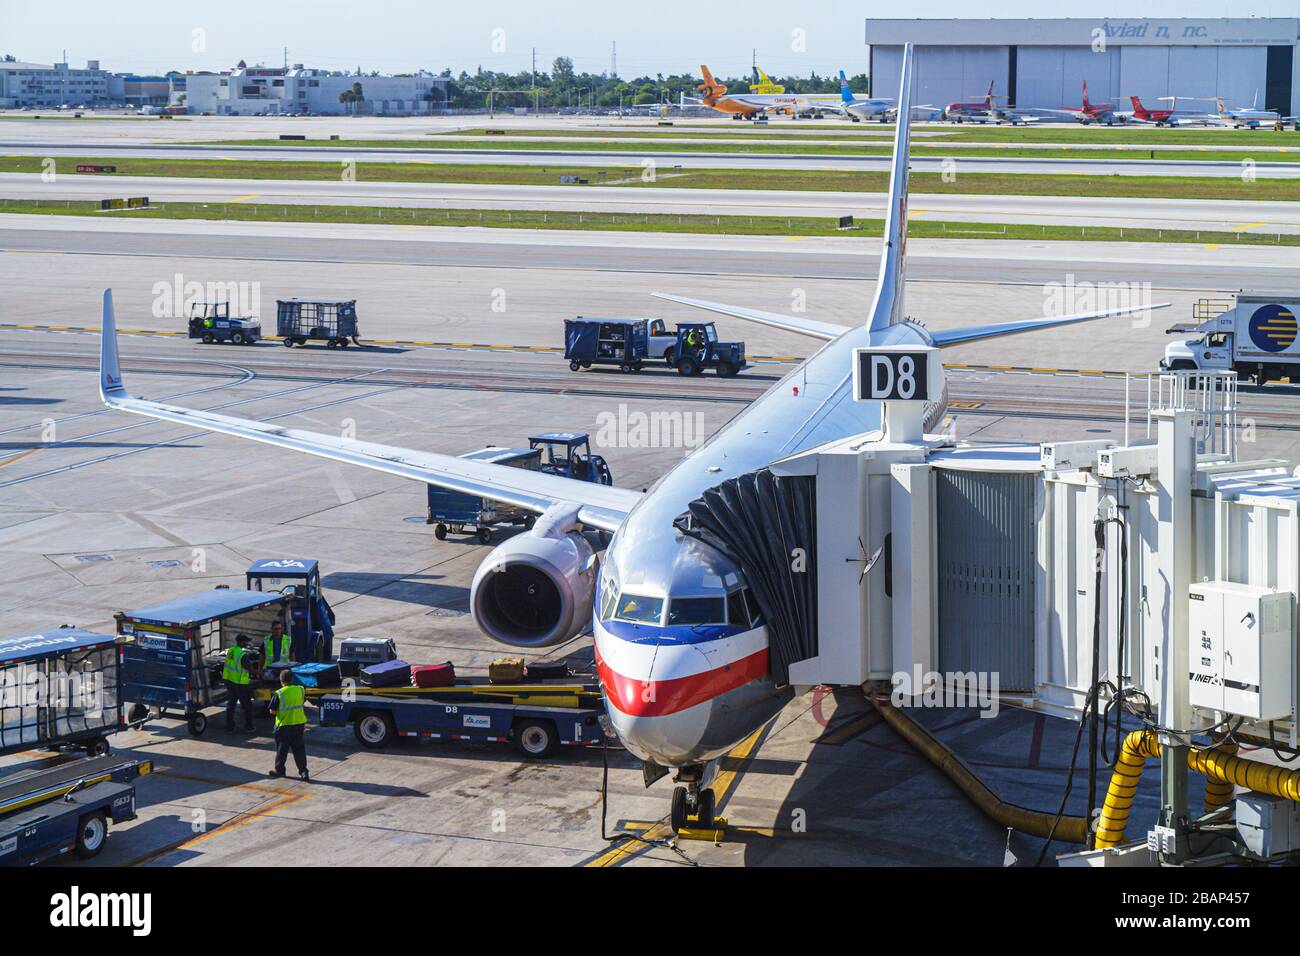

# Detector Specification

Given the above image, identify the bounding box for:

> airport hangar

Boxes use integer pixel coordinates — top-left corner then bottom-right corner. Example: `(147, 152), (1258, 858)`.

(864, 17), (1300, 117)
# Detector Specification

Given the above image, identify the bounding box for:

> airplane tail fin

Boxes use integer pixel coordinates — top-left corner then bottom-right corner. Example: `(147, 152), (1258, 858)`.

(100, 289), (127, 403)
(866, 42), (913, 335)
(985, 80), (995, 107)
(1082, 79), (1090, 108)
(839, 70), (853, 102)
(699, 65), (725, 97)
(1130, 95), (1143, 115)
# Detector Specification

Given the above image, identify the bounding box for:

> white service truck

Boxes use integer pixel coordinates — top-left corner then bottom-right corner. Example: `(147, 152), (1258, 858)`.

(1162, 294), (1300, 384)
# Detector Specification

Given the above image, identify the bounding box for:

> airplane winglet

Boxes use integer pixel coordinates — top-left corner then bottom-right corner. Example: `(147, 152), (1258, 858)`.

(100, 289), (127, 403)
(865, 42), (913, 335)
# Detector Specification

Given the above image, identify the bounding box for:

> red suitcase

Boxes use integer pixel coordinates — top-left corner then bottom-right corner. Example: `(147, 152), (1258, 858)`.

(412, 662), (456, 688)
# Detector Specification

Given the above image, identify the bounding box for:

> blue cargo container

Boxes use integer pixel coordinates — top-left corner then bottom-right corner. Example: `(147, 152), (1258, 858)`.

(117, 589), (288, 737)
(564, 317), (649, 373)
(0, 628), (125, 759)
(426, 446), (541, 544)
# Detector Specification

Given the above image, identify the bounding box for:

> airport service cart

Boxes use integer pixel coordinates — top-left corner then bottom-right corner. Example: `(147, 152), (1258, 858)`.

(0, 628), (126, 759)
(117, 589), (288, 737)
(529, 432), (613, 485)
(187, 300), (261, 345)
(564, 317), (649, 373)
(426, 446), (542, 544)
(318, 692), (605, 757)
(245, 558), (336, 663)
(0, 754), (151, 865)
(277, 299), (360, 349)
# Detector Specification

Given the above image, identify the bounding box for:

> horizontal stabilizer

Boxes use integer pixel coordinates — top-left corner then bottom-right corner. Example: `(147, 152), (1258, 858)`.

(652, 293), (846, 341)
(929, 302), (1170, 348)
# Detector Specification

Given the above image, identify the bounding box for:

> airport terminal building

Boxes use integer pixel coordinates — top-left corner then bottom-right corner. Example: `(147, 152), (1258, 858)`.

(865, 18), (1300, 116)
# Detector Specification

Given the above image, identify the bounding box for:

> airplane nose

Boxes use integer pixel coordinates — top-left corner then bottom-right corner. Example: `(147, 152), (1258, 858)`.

(604, 705), (708, 767)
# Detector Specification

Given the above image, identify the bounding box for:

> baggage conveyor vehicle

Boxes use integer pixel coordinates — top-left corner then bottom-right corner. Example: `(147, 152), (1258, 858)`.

(0, 754), (151, 865)
(317, 691), (605, 757)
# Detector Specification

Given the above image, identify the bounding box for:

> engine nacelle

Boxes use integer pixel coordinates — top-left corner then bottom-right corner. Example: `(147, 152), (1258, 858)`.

(469, 505), (597, 648)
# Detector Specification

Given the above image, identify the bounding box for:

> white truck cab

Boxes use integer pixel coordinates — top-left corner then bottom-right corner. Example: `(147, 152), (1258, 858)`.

(1162, 295), (1300, 385)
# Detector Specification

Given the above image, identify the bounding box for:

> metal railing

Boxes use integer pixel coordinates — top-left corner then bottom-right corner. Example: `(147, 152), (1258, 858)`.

(1147, 369), (1238, 460)
(1192, 298), (1235, 322)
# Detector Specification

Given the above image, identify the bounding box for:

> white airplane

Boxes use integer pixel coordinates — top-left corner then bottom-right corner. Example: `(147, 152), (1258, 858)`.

(1212, 93), (1292, 129)
(97, 43), (1166, 832)
(837, 70), (896, 122)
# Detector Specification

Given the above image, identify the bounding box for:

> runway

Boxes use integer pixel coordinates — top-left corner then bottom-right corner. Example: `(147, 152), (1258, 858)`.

(3, 215), (1297, 291)
(5, 141), (1298, 177)
(5, 173), (1297, 234)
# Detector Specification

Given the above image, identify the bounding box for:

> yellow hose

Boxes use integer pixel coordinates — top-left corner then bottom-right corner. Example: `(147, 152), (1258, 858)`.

(1096, 729), (1293, 849)
(870, 696), (1090, 845)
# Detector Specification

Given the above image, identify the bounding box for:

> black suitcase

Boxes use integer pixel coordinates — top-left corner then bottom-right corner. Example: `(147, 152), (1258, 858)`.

(361, 659), (411, 688)
(527, 660), (570, 681)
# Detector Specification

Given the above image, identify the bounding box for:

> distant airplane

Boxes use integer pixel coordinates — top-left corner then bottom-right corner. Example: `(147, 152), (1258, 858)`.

(837, 69), (895, 122)
(1056, 80), (1126, 125)
(1126, 95), (1210, 127)
(748, 66), (783, 94)
(1213, 93), (1292, 129)
(694, 64), (842, 118)
(943, 81), (1035, 125)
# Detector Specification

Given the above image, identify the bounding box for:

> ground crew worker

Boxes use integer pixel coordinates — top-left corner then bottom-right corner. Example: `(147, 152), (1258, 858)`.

(685, 326), (705, 361)
(223, 634), (255, 733)
(268, 670), (309, 781)
(263, 620), (292, 666)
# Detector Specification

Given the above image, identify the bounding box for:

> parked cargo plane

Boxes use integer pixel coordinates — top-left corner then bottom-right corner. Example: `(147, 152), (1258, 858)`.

(1213, 94), (1291, 129)
(98, 43), (1166, 832)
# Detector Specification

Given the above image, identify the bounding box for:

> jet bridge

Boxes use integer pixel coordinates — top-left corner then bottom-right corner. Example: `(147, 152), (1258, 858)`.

(734, 350), (1300, 865)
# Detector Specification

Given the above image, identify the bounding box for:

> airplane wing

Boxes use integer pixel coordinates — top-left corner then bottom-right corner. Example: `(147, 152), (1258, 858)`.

(651, 293), (846, 340)
(97, 291), (640, 532)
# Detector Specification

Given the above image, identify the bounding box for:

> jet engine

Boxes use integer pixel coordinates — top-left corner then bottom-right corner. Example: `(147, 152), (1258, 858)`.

(469, 504), (598, 648)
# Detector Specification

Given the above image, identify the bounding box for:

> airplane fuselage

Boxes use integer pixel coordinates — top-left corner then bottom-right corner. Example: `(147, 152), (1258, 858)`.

(593, 318), (944, 766)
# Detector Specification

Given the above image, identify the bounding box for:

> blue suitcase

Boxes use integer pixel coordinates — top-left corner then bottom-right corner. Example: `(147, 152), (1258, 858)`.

(292, 662), (341, 688)
(361, 659), (411, 688)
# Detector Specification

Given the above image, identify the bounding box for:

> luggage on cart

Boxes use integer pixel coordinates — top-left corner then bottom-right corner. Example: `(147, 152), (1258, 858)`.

(412, 662), (456, 688)
(527, 660), (570, 681)
(292, 662), (341, 688)
(338, 636), (397, 679)
(361, 659), (411, 688)
(489, 657), (526, 684)
(263, 661), (296, 684)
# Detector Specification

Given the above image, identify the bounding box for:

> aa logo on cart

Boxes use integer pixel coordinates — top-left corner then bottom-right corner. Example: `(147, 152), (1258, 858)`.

(1248, 304), (1297, 353)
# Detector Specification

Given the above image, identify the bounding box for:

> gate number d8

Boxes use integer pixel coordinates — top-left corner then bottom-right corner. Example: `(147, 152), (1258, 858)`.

(856, 350), (929, 401)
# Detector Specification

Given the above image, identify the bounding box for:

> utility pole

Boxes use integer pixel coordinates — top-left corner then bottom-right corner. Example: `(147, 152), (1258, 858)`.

(531, 48), (536, 88)
(283, 46), (288, 69)
(610, 41), (616, 79)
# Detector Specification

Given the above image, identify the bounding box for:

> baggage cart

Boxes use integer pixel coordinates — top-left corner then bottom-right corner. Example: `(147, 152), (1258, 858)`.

(426, 446), (541, 544)
(0, 628), (126, 759)
(564, 317), (649, 373)
(117, 588), (288, 737)
(276, 299), (360, 349)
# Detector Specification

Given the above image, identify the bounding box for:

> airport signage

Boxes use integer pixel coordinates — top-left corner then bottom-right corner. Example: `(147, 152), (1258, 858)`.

(76, 164), (116, 173)
(853, 347), (936, 402)
(99, 197), (150, 210)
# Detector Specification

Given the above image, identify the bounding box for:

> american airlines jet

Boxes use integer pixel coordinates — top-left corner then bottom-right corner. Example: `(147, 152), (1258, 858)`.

(98, 44), (1163, 832)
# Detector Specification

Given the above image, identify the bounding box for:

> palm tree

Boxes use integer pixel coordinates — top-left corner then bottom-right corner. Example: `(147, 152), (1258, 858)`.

(338, 89), (354, 115)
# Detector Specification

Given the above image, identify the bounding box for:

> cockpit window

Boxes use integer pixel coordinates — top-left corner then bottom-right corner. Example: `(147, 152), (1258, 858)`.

(667, 596), (726, 626)
(600, 580), (619, 621)
(614, 593), (664, 625)
(729, 587), (762, 628)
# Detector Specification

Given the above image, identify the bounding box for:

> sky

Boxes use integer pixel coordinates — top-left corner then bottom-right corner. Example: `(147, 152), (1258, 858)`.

(4, 0), (1299, 78)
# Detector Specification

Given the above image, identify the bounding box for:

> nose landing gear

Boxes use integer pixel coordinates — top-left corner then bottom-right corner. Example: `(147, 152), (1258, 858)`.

(669, 764), (717, 833)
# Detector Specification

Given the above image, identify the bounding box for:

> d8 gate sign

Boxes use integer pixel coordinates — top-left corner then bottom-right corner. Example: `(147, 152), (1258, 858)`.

(853, 347), (934, 402)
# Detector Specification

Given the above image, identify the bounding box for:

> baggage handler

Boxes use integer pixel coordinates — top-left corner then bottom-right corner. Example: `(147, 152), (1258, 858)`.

(268, 669), (310, 781)
(223, 634), (256, 733)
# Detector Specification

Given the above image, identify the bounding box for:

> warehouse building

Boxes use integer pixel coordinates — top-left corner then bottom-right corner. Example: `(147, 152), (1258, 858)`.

(0, 56), (110, 107)
(865, 18), (1299, 117)
(181, 64), (449, 115)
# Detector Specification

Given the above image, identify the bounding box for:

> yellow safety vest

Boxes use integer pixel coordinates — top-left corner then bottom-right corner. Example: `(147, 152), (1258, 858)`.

(264, 632), (292, 663)
(273, 684), (307, 729)
(222, 646), (250, 685)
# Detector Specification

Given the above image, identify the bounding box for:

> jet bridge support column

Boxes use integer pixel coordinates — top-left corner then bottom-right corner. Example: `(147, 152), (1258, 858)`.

(1152, 408), (1195, 863)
